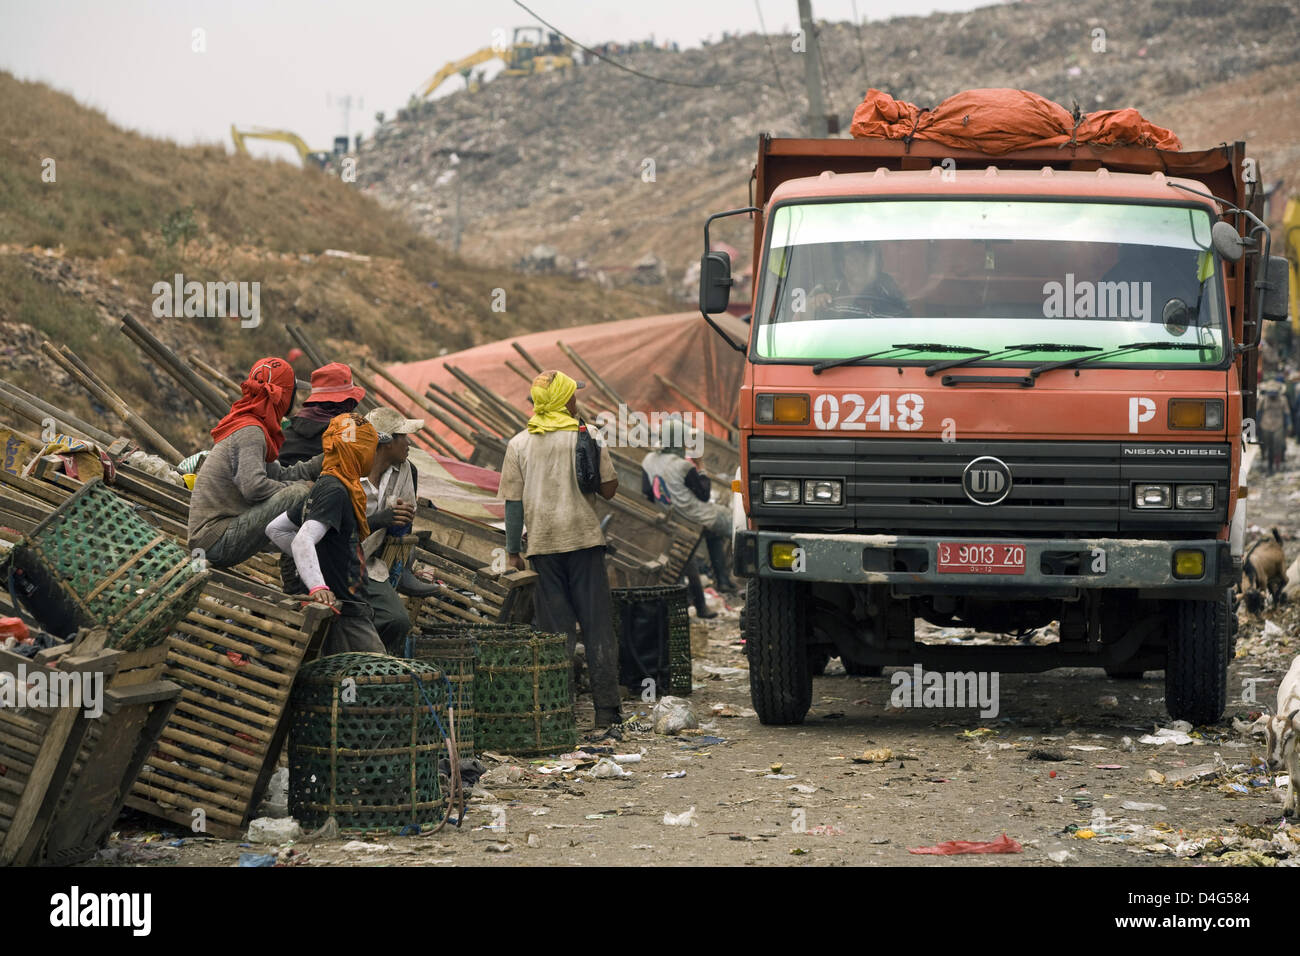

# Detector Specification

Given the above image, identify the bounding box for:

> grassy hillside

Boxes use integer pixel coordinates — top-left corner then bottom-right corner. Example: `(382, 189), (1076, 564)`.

(0, 71), (677, 451)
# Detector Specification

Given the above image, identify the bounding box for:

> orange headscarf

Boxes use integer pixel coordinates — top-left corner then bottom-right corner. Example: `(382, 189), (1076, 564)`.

(320, 413), (377, 539)
(210, 357), (296, 461)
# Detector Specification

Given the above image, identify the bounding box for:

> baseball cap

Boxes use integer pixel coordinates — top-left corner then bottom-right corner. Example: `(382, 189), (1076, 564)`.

(367, 406), (425, 443)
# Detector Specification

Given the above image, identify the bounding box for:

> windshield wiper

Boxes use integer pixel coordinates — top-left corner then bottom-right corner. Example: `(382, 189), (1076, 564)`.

(812, 343), (986, 375)
(1028, 341), (1211, 381)
(925, 343), (1100, 377)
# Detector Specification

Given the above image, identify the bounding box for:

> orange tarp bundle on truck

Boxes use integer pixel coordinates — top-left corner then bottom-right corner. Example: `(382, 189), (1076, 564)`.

(849, 88), (1181, 154)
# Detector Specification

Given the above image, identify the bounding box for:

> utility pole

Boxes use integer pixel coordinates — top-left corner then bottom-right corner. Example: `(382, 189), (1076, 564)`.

(797, 0), (827, 137)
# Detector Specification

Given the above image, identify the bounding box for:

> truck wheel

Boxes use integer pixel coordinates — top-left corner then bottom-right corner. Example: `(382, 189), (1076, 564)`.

(1164, 591), (1230, 725)
(842, 658), (884, 677)
(746, 577), (811, 725)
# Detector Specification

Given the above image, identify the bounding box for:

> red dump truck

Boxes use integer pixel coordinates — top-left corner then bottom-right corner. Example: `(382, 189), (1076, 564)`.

(699, 116), (1291, 726)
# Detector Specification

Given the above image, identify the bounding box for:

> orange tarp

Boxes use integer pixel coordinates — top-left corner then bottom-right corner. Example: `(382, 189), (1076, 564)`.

(386, 311), (749, 455)
(850, 88), (1181, 154)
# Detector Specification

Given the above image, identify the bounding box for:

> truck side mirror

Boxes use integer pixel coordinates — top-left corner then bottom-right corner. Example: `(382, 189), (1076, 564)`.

(1261, 255), (1290, 321)
(699, 251), (733, 315)
(1211, 220), (1245, 262)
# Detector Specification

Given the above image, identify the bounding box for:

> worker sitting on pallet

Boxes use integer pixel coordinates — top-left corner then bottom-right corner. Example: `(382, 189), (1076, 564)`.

(187, 357), (323, 568)
(265, 413), (386, 655)
(641, 418), (738, 599)
(360, 407), (438, 653)
(278, 363), (366, 466)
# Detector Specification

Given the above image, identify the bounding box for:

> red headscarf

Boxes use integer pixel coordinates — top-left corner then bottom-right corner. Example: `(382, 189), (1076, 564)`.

(210, 357), (297, 461)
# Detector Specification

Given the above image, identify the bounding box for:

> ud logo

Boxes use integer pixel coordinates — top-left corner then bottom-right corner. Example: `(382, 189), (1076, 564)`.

(962, 456), (1012, 506)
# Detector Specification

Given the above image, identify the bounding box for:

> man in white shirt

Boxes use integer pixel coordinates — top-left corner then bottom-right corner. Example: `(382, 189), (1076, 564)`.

(501, 370), (622, 729)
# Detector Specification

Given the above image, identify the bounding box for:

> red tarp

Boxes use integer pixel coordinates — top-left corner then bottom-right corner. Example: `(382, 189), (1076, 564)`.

(385, 311), (749, 456)
(850, 88), (1181, 154)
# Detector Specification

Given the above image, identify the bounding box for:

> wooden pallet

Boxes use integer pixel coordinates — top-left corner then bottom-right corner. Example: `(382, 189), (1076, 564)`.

(0, 644), (179, 866)
(405, 540), (536, 628)
(123, 571), (331, 840)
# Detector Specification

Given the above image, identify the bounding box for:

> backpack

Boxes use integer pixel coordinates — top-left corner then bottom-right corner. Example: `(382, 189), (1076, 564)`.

(575, 420), (602, 494)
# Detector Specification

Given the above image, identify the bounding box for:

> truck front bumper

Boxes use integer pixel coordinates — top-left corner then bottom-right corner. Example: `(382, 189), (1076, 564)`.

(734, 531), (1234, 596)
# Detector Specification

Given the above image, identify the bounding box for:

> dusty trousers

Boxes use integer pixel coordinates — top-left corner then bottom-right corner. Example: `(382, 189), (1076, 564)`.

(527, 545), (621, 716)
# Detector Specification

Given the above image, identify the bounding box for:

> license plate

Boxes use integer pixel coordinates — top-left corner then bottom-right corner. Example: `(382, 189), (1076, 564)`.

(937, 542), (1026, 575)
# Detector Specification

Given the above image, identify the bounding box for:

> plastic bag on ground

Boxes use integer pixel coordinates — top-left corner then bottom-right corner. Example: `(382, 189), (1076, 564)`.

(652, 696), (698, 735)
(908, 833), (1023, 855)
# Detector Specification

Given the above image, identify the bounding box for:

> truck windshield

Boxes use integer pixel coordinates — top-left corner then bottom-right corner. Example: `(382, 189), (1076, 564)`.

(754, 199), (1226, 366)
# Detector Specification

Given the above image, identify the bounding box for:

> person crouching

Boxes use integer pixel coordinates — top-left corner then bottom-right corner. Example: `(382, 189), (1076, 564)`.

(266, 413), (386, 655)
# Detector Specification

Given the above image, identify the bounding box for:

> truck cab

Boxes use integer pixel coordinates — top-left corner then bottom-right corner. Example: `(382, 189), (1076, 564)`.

(701, 134), (1291, 726)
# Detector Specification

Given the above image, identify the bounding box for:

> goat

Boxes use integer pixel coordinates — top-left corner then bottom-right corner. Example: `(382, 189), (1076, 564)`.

(1241, 529), (1287, 617)
(1262, 655), (1300, 816)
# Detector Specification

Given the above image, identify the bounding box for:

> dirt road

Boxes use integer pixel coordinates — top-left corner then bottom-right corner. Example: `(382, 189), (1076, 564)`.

(96, 441), (1300, 868)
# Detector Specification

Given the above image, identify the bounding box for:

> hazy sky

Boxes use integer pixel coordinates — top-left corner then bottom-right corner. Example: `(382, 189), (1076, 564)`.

(2, 0), (991, 161)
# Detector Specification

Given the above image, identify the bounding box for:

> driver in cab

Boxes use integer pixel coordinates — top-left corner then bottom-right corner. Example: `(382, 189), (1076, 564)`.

(809, 242), (909, 319)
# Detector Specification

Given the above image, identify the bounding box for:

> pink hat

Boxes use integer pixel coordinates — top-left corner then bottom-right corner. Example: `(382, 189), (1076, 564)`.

(305, 362), (366, 404)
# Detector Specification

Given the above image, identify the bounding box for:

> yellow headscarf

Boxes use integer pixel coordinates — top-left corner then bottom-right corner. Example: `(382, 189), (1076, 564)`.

(526, 371), (581, 434)
(320, 413), (377, 539)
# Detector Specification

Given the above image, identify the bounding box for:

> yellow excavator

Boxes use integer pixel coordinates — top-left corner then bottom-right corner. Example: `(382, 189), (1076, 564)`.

(230, 125), (332, 169)
(417, 27), (574, 99)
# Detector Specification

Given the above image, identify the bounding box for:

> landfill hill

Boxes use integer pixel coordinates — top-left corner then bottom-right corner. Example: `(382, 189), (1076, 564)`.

(0, 71), (677, 452)
(361, 0), (1300, 297)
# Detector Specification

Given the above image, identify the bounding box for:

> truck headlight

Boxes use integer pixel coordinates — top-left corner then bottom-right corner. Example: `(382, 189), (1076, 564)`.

(1134, 483), (1171, 509)
(1168, 399), (1224, 430)
(756, 393), (810, 424)
(1174, 484), (1215, 510)
(762, 478), (802, 503)
(803, 479), (843, 504)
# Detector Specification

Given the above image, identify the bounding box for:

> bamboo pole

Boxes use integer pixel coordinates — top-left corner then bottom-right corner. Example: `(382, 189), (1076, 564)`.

(510, 341), (544, 374)
(119, 312), (229, 418)
(444, 364), (526, 431)
(503, 360), (534, 385)
(360, 361), (470, 459)
(347, 364), (462, 457)
(0, 378), (121, 446)
(187, 355), (241, 400)
(40, 343), (183, 461)
(426, 383), (496, 437)
(284, 323), (330, 370)
(653, 372), (735, 437)
(555, 340), (625, 408)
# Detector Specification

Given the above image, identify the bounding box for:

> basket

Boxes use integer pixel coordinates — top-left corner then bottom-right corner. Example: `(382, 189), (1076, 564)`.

(474, 631), (575, 756)
(404, 634), (478, 760)
(9, 479), (208, 651)
(612, 584), (692, 696)
(288, 653), (449, 834)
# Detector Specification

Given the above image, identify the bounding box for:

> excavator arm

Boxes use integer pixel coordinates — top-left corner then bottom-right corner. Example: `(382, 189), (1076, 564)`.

(230, 125), (328, 169)
(1284, 196), (1300, 332)
(418, 47), (499, 98)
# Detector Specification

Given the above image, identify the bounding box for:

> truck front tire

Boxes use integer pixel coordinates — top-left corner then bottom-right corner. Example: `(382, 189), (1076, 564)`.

(1164, 591), (1230, 725)
(746, 577), (812, 724)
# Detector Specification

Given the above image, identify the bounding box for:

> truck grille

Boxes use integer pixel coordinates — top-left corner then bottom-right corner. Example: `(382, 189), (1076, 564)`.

(747, 438), (1230, 536)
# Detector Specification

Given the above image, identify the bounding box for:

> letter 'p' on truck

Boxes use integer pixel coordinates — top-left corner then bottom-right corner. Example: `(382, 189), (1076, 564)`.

(698, 89), (1290, 726)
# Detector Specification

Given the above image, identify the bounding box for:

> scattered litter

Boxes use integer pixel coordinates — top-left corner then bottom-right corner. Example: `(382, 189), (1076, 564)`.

(302, 817), (339, 843)
(790, 784), (817, 794)
(852, 748), (894, 763)
(790, 847), (809, 855)
(1121, 801), (1167, 812)
(909, 833), (1023, 855)
(765, 773), (796, 780)
(700, 665), (747, 680)
(237, 852), (276, 867)
(662, 770), (687, 779)
(678, 735), (726, 749)
(588, 757), (632, 779)
(1264, 620), (1284, 640)
(1095, 764), (1126, 770)
(1068, 745), (1106, 752)
(485, 842), (513, 853)
(1138, 726), (1196, 746)
(1097, 696), (1119, 709)
(341, 840), (390, 853)
(612, 752), (643, 764)
(246, 816), (302, 845)
(805, 824), (844, 835)
(1145, 770), (1166, 784)
(663, 807), (698, 827)
(526, 832), (540, 848)
(1120, 737), (1136, 752)
(711, 703), (757, 718)
(1047, 850), (1076, 863)
(652, 696), (698, 735)
(959, 728), (997, 739)
(1027, 749), (1067, 761)
(481, 765), (532, 787)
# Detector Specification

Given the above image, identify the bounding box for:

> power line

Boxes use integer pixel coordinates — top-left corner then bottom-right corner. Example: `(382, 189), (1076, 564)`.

(512, 0), (754, 89)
